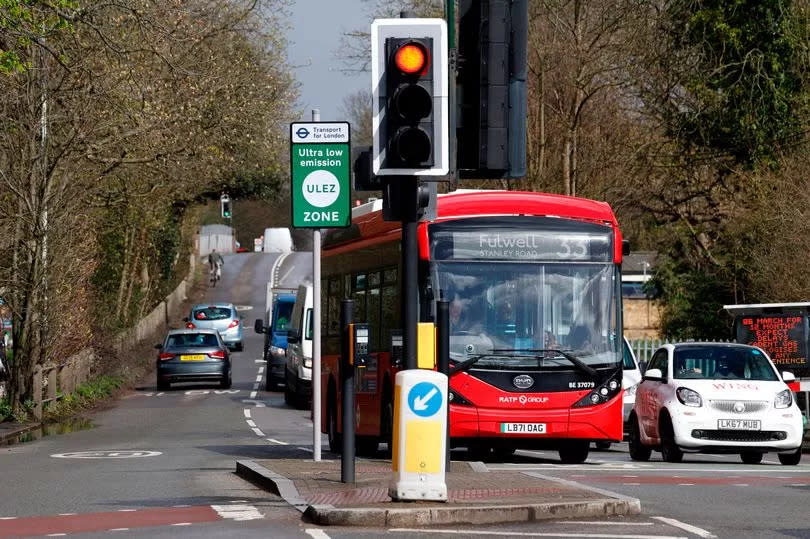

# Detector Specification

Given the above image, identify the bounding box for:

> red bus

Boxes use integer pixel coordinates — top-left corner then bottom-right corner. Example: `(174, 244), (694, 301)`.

(319, 190), (626, 464)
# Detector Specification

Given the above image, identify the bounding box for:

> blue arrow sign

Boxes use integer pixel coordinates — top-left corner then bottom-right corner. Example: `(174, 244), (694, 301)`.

(407, 381), (442, 418)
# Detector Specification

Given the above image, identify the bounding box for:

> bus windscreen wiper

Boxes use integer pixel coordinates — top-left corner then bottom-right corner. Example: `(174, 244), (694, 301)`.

(490, 348), (598, 377)
(449, 354), (491, 376)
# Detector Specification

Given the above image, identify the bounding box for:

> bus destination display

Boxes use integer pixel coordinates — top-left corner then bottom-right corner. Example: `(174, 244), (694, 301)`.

(432, 230), (612, 262)
(736, 314), (808, 367)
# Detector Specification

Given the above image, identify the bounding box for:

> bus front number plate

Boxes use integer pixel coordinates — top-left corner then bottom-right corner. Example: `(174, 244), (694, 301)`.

(500, 423), (547, 434)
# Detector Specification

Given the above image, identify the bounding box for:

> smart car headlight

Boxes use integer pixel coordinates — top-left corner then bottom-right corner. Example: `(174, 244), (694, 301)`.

(775, 388), (793, 409)
(676, 387), (702, 407)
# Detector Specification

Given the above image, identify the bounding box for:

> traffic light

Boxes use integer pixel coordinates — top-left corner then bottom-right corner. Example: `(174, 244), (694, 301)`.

(371, 19), (448, 176)
(457, 0), (528, 178)
(220, 194), (231, 219)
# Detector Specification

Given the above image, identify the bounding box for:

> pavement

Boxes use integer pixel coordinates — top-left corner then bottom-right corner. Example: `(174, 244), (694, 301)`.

(235, 457), (641, 527)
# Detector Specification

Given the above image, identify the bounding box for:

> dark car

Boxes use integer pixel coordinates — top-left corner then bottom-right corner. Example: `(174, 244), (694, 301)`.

(156, 329), (231, 390)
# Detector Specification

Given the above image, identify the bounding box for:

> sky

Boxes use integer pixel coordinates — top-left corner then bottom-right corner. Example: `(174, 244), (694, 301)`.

(285, 0), (370, 122)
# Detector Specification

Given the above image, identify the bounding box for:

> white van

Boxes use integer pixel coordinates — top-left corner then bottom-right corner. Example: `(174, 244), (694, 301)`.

(284, 283), (313, 409)
(263, 228), (293, 253)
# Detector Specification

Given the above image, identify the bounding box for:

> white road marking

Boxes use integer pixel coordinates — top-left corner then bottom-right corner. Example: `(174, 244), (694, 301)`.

(110, 528), (130, 532)
(624, 483), (641, 486)
(653, 516), (716, 538)
(252, 427), (265, 437)
(677, 483), (694, 486)
(117, 509), (137, 512)
(246, 419), (257, 428)
(0, 517), (18, 520)
(171, 522), (192, 526)
(58, 513), (77, 516)
(172, 505), (190, 508)
(258, 366), (265, 375)
(250, 391), (258, 398)
(243, 409), (251, 419)
(241, 399), (266, 407)
(252, 383), (259, 390)
(267, 438), (289, 445)
(489, 465), (810, 473)
(306, 530), (331, 539)
(553, 521), (653, 526)
(388, 529), (686, 538)
(789, 483), (808, 486)
(231, 500), (248, 503)
(255, 375), (262, 383)
(733, 483), (749, 487)
(254, 359), (264, 363)
(211, 504), (263, 521)
(298, 447), (314, 453)
(46, 534), (67, 537)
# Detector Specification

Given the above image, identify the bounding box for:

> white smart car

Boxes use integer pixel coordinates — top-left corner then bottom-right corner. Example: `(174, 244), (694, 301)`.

(629, 342), (803, 465)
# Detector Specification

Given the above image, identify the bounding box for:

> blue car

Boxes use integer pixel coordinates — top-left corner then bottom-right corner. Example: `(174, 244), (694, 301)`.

(186, 303), (243, 351)
(255, 292), (296, 390)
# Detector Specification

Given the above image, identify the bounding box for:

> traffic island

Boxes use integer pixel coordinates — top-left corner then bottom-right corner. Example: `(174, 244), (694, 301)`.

(235, 458), (640, 527)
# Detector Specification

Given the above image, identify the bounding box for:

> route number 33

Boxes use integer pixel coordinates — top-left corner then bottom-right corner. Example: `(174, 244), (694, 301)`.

(557, 238), (588, 259)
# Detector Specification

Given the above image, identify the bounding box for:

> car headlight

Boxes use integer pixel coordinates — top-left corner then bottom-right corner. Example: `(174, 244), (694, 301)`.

(303, 357), (312, 368)
(775, 388), (793, 409)
(269, 346), (285, 356)
(676, 387), (702, 407)
(624, 384), (638, 399)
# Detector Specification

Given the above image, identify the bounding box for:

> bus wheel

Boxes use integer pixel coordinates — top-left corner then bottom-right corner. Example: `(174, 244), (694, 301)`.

(380, 398), (394, 457)
(559, 440), (589, 464)
(357, 437), (379, 456)
(327, 402), (342, 454)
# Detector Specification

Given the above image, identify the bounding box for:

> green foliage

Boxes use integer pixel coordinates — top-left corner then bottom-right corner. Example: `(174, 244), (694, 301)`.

(74, 376), (123, 400)
(0, 398), (12, 422)
(666, 0), (806, 166)
(0, 0), (78, 74)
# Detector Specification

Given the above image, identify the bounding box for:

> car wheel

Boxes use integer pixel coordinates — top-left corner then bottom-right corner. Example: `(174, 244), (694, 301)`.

(157, 378), (169, 391)
(595, 441), (612, 450)
(327, 401), (342, 454)
(778, 447), (802, 466)
(559, 440), (590, 464)
(628, 415), (652, 461)
(740, 451), (763, 464)
(235, 342), (243, 352)
(660, 415), (684, 463)
(468, 445), (491, 461)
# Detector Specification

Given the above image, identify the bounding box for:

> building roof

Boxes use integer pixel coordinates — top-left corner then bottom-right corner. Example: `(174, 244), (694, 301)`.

(622, 251), (657, 275)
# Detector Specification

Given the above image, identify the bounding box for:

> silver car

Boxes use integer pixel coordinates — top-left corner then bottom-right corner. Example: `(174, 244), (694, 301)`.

(156, 329), (231, 390)
(185, 303), (243, 351)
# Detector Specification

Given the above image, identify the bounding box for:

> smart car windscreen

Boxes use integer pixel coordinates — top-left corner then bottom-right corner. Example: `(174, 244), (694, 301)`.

(673, 346), (779, 381)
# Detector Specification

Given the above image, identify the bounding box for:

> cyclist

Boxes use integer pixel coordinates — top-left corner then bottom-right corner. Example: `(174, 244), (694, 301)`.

(208, 249), (224, 283)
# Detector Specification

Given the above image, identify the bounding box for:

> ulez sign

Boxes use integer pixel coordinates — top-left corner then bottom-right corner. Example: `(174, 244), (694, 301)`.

(290, 122), (351, 228)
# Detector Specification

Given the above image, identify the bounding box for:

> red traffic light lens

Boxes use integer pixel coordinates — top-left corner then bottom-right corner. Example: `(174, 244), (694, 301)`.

(395, 43), (428, 75)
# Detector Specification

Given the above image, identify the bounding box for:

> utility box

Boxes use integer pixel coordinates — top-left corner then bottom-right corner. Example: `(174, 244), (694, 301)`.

(390, 369), (448, 502)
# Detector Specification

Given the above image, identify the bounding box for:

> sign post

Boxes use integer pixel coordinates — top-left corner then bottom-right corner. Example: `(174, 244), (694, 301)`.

(291, 120), (351, 462)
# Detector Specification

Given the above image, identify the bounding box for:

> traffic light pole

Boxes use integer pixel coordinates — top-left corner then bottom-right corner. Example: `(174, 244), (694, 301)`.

(401, 178), (419, 371)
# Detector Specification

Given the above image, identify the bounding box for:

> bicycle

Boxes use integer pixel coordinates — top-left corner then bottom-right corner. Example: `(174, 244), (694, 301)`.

(209, 261), (222, 287)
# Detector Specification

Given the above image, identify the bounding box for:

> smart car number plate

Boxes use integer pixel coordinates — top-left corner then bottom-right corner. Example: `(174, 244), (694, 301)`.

(500, 423), (546, 434)
(180, 354), (205, 361)
(718, 419), (761, 430)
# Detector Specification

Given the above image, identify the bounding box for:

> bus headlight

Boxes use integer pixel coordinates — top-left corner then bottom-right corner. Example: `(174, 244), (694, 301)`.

(573, 375), (622, 407)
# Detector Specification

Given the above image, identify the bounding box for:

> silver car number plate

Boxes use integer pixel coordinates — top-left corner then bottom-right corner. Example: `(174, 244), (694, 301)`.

(718, 419), (761, 430)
